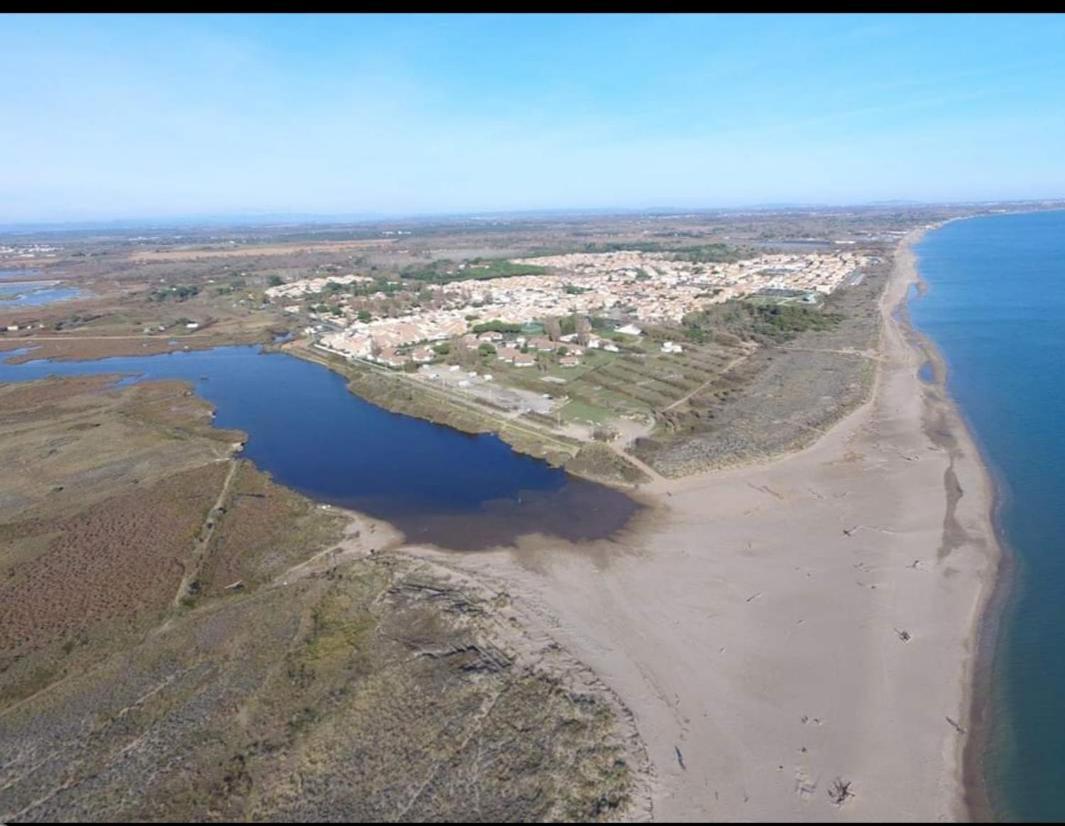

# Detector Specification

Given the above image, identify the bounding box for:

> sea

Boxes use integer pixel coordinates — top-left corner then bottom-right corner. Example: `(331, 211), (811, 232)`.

(912, 209), (1065, 821)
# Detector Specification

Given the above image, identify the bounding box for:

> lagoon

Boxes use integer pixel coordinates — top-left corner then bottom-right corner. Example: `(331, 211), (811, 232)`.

(0, 271), (84, 307)
(0, 345), (638, 550)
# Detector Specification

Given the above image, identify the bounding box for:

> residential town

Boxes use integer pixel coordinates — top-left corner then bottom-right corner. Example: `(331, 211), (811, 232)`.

(0, 242), (60, 261)
(283, 249), (868, 370)
(265, 272), (375, 300)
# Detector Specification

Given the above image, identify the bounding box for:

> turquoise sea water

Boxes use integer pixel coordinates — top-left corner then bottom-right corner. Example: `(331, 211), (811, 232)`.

(912, 210), (1065, 821)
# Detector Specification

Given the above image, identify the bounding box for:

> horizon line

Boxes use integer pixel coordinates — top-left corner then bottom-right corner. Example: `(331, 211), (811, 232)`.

(3, 196), (1065, 236)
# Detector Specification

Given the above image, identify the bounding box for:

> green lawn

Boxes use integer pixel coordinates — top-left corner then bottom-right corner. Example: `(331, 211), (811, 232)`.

(559, 399), (615, 426)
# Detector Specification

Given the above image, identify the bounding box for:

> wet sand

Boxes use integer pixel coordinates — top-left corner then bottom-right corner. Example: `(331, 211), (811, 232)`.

(399, 228), (1000, 821)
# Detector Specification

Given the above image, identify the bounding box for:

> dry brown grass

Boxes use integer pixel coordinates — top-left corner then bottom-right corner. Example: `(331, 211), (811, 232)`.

(0, 462), (228, 660)
(0, 376), (249, 703)
(0, 334), (245, 363)
(0, 377), (241, 526)
(0, 373), (113, 408)
(196, 461), (348, 597)
(0, 553), (643, 822)
(127, 238), (394, 262)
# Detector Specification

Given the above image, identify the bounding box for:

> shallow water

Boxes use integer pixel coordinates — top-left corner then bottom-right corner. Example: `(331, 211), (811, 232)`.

(0, 345), (639, 550)
(912, 210), (1065, 820)
(0, 275), (83, 307)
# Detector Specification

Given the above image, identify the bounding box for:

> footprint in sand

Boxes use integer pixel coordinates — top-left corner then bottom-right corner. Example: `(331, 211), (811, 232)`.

(795, 768), (818, 798)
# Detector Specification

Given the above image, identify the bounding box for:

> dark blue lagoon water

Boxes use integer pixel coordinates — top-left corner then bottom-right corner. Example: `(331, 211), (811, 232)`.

(0, 345), (638, 549)
(912, 210), (1065, 821)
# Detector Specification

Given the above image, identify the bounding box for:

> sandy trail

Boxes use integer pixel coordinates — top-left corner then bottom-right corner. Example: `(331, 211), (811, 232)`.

(401, 229), (998, 822)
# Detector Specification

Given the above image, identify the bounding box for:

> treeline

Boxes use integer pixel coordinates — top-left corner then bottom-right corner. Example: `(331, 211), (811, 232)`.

(402, 258), (547, 284)
(574, 241), (748, 262)
(670, 243), (749, 264)
(148, 284), (200, 302)
(681, 301), (842, 344)
(471, 320), (523, 334)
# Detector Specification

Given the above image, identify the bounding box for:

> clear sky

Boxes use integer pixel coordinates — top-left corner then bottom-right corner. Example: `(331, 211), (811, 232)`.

(3, 13), (1065, 223)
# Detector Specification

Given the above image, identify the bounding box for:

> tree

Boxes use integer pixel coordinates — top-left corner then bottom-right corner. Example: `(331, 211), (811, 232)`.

(357, 309), (372, 323)
(267, 275), (283, 287)
(473, 320), (521, 334)
(575, 315), (592, 345)
(456, 343), (477, 369)
(544, 317), (562, 342)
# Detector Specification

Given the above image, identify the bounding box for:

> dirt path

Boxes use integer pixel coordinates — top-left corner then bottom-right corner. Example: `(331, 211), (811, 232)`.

(610, 443), (665, 484)
(777, 345), (882, 360)
(172, 459), (239, 607)
(660, 346), (754, 413)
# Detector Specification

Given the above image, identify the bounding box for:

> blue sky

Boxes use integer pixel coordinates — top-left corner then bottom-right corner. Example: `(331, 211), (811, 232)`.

(3, 13), (1065, 222)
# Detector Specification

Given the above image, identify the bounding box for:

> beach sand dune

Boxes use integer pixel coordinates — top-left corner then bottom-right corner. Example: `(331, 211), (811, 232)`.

(404, 230), (997, 821)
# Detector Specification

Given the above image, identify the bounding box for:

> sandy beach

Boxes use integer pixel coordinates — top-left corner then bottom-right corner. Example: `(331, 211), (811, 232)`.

(399, 229), (1001, 821)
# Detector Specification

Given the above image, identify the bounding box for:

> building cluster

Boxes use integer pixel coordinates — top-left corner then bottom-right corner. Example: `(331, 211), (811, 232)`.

(294, 249), (866, 370)
(265, 273), (374, 299)
(0, 243), (59, 260)
(318, 310), (468, 366)
(506, 250), (867, 322)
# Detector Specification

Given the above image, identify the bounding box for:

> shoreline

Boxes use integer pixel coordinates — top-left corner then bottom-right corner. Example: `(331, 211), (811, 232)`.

(398, 225), (1001, 820)
(903, 219), (1012, 822)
